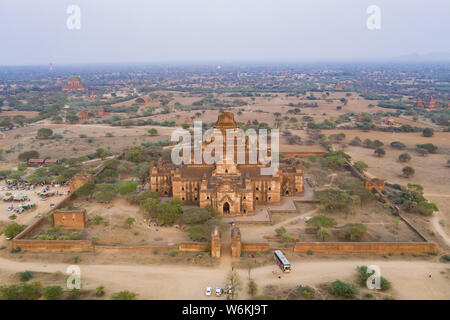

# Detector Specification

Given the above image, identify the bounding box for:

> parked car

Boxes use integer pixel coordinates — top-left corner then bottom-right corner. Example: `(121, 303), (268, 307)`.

(205, 286), (212, 296)
(227, 285), (233, 294)
(215, 287), (223, 297)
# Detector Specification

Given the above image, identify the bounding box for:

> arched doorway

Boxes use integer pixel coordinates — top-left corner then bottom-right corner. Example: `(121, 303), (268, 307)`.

(223, 202), (230, 214)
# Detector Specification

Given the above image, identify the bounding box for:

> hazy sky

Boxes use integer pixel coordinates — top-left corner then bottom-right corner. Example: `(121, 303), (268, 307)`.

(0, 0), (449, 65)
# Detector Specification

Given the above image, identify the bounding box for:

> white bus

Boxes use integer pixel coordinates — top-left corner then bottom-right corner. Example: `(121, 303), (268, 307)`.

(273, 250), (291, 273)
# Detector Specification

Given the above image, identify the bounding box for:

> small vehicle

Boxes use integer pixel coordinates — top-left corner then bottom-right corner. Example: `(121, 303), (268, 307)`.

(205, 287), (212, 296)
(215, 287), (223, 297)
(40, 196), (48, 201)
(7, 205), (13, 211)
(227, 285), (233, 294)
(50, 203), (55, 207)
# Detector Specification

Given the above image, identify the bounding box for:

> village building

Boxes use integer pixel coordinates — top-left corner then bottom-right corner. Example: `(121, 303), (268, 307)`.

(149, 112), (304, 216)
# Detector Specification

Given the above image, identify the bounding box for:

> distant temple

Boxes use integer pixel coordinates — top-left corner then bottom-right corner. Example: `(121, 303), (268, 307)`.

(98, 106), (105, 117)
(62, 75), (87, 93)
(77, 109), (90, 121)
(428, 96), (438, 109)
(149, 112), (304, 216)
(415, 97), (425, 109)
(334, 81), (343, 90)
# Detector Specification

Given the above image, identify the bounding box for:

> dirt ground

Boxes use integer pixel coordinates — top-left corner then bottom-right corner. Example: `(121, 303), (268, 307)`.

(0, 254), (448, 300)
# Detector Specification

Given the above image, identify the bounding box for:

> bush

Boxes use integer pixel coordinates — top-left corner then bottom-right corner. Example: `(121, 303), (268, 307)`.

(339, 224), (367, 241)
(402, 166), (415, 178)
(313, 189), (353, 213)
(422, 128), (434, 137)
(180, 207), (211, 224)
(18, 150), (39, 162)
(124, 217), (135, 228)
(0, 283), (42, 300)
(417, 143), (438, 153)
(187, 225), (206, 241)
(398, 153), (411, 162)
(307, 215), (337, 228)
(275, 226), (287, 236)
(374, 148), (386, 157)
(95, 285), (105, 297)
(117, 181), (138, 195)
(4, 223), (25, 238)
(110, 290), (137, 300)
(329, 280), (359, 298)
(281, 233), (295, 243)
(316, 227), (332, 241)
(19, 271), (34, 282)
(42, 286), (63, 300)
(247, 280), (258, 296)
(390, 141), (406, 150)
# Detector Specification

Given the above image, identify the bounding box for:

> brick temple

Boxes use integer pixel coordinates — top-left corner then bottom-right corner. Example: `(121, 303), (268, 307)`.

(149, 112), (304, 216)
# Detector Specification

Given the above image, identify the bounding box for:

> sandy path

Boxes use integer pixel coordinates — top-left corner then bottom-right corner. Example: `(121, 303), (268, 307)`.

(0, 257), (448, 300)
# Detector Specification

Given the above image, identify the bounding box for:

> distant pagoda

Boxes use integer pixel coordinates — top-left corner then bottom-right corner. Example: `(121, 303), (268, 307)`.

(415, 97), (425, 109)
(428, 96), (438, 109)
(334, 81), (343, 90)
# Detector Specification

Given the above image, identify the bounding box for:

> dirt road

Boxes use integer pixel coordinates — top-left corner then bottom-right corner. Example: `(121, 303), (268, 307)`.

(0, 257), (448, 300)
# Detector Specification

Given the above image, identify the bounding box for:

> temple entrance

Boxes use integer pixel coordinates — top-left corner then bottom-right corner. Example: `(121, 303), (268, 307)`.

(223, 202), (230, 214)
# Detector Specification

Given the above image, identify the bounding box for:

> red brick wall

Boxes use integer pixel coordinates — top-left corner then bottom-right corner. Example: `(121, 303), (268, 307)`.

(293, 242), (437, 254)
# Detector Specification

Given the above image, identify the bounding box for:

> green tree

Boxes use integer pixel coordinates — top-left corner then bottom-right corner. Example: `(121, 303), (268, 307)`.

(329, 280), (359, 299)
(402, 166), (415, 178)
(247, 280), (258, 296)
(374, 148), (386, 157)
(124, 217), (135, 228)
(398, 153), (411, 163)
(226, 270), (242, 299)
(42, 286), (63, 300)
(37, 128), (53, 139)
(306, 215), (337, 228)
(18, 150), (39, 162)
(4, 223), (25, 238)
(353, 161), (368, 173)
(148, 128), (158, 136)
(422, 128), (434, 137)
(187, 225), (206, 241)
(118, 181), (138, 195)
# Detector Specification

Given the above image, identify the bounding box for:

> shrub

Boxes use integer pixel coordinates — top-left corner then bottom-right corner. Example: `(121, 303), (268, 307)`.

(18, 150), (39, 162)
(398, 153), (411, 162)
(402, 166), (415, 178)
(417, 143), (438, 153)
(110, 290), (137, 300)
(339, 224), (367, 241)
(307, 215), (337, 228)
(374, 148), (386, 157)
(422, 128), (434, 137)
(275, 226), (287, 236)
(92, 215), (104, 225)
(313, 189), (353, 213)
(281, 233), (295, 243)
(117, 181), (138, 195)
(4, 223), (25, 238)
(95, 285), (105, 297)
(247, 280), (258, 296)
(329, 280), (359, 298)
(316, 227), (332, 241)
(42, 286), (63, 300)
(124, 217), (135, 228)
(390, 141), (406, 150)
(187, 225), (206, 241)
(353, 161), (368, 173)
(0, 283), (41, 300)
(180, 207), (211, 224)
(19, 271), (34, 282)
